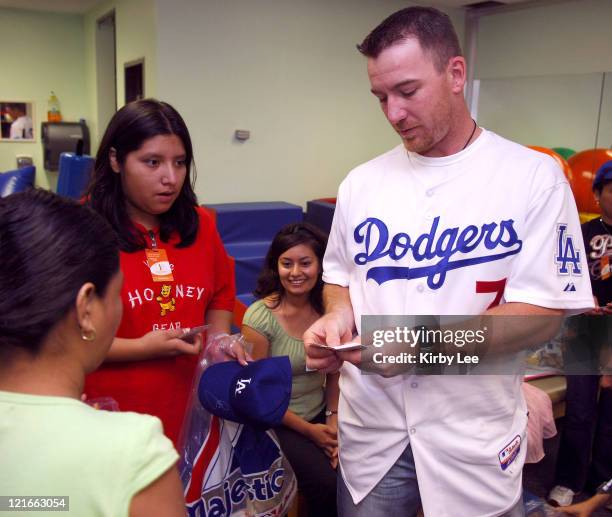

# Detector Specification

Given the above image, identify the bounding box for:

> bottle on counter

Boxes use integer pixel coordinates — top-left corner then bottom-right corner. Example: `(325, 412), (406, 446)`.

(47, 92), (62, 122)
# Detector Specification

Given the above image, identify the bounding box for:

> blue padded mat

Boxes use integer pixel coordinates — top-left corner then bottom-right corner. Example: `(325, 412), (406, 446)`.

(57, 153), (94, 200)
(0, 166), (35, 198)
(234, 255), (265, 295)
(305, 200), (335, 235)
(224, 240), (271, 260)
(223, 241), (269, 295)
(237, 293), (256, 307)
(205, 202), (303, 243)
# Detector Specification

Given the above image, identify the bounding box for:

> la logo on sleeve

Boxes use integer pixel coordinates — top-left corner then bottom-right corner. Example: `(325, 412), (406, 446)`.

(555, 224), (582, 276)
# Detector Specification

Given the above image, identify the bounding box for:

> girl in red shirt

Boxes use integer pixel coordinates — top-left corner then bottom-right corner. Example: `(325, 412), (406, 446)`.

(85, 99), (236, 447)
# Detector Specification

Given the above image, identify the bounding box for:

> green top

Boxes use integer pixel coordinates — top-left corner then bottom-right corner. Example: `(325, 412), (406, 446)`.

(0, 390), (178, 517)
(243, 299), (325, 421)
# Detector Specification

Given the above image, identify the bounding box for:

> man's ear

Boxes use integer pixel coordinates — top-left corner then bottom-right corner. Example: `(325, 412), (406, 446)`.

(447, 56), (466, 94)
(75, 282), (97, 334)
(109, 148), (121, 174)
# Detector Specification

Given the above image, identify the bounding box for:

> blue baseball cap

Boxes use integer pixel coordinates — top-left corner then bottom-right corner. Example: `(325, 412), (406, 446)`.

(593, 160), (612, 190)
(198, 356), (292, 429)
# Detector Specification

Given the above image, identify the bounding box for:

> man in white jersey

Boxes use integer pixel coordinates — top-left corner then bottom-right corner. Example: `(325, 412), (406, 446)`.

(304, 7), (594, 517)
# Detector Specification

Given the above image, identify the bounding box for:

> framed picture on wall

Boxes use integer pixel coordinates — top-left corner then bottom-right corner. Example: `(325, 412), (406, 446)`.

(125, 59), (144, 104)
(0, 101), (35, 141)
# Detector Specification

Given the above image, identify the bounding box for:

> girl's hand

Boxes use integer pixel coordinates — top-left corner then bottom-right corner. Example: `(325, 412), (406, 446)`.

(328, 447), (339, 469)
(206, 332), (251, 365)
(141, 329), (203, 357)
(307, 423), (338, 452)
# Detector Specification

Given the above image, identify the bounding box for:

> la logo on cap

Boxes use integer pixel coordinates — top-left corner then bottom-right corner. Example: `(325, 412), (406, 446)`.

(235, 378), (252, 395)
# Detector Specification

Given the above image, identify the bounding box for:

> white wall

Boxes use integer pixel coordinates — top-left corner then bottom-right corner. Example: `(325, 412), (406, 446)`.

(84, 0), (114, 152)
(1, 1), (465, 200)
(475, 0), (612, 79)
(115, 0), (158, 107)
(95, 13), (117, 137)
(155, 0), (465, 207)
(474, 0), (612, 149)
(0, 0), (157, 190)
(84, 0), (158, 154)
(0, 8), (87, 189)
(599, 73), (612, 149)
(477, 73), (605, 150)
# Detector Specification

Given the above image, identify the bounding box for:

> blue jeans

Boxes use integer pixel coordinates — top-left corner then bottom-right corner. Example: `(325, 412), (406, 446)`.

(337, 444), (421, 517)
(337, 443), (525, 517)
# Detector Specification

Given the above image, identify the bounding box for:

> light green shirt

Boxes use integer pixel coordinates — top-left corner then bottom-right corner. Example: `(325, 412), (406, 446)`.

(0, 390), (178, 517)
(243, 299), (325, 421)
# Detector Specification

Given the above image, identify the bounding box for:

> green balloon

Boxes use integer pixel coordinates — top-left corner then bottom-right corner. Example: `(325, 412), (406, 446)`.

(552, 147), (576, 160)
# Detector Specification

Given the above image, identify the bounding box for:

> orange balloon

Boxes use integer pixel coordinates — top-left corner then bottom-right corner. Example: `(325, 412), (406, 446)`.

(528, 146), (574, 184)
(568, 148), (612, 214)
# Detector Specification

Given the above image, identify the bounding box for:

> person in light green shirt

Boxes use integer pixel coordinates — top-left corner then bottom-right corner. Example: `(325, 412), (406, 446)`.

(0, 189), (185, 517)
(242, 223), (339, 517)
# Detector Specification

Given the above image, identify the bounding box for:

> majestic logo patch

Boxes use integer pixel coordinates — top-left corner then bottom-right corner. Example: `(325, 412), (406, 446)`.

(498, 435), (521, 471)
(353, 217), (522, 289)
(556, 224), (582, 276)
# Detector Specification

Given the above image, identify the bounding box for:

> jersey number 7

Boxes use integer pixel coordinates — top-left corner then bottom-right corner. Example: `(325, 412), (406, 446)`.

(476, 279), (507, 309)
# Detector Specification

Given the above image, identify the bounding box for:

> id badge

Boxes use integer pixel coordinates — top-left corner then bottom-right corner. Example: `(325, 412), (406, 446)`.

(145, 248), (174, 282)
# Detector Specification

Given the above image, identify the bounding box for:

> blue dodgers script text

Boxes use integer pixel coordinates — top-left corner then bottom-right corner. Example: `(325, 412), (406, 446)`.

(353, 217), (523, 289)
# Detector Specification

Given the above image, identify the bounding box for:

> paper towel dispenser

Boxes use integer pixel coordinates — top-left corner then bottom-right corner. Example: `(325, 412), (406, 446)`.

(41, 121), (90, 171)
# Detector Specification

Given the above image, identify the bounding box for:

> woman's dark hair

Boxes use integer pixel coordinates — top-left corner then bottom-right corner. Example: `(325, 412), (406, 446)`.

(86, 98), (199, 252)
(357, 6), (462, 73)
(254, 223), (328, 315)
(0, 189), (119, 353)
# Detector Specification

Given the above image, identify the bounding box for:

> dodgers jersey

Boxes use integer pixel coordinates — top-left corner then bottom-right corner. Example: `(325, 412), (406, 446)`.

(323, 130), (593, 517)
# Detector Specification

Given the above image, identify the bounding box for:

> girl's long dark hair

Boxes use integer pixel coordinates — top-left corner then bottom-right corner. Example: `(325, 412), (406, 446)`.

(86, 99), (199, 252)
(254, 223), (327, 315)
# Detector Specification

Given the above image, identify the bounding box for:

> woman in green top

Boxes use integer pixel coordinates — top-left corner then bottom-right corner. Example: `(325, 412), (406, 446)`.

(242, 222), (339, 517)
(0, 190), (185, 517)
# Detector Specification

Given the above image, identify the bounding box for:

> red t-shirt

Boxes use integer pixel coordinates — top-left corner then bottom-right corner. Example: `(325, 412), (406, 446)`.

(85, 207), (235, 447)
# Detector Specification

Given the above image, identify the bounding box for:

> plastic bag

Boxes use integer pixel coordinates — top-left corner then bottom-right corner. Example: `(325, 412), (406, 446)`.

(178, 332), (297, 516)
(524, 490), (563, 516)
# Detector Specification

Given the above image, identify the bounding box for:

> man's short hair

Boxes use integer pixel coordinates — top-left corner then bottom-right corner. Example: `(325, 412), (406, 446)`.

(593, 161), (612, 193)
(594, 178), (612, 194)
(596, 179), (612, 193)
(357, 7), (462, 72)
